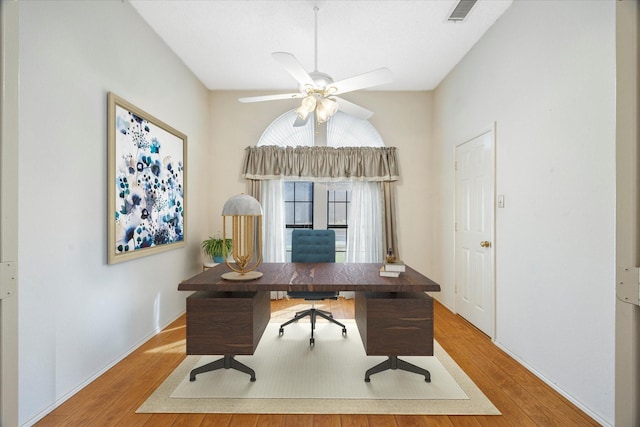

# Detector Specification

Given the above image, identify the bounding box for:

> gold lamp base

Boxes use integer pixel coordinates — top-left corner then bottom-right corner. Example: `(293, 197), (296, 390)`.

(221, 271), (263, 281)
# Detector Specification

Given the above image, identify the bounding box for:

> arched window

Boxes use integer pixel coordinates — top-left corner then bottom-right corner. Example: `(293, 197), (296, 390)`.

(257, 110), (385, 148)
(256, 110), (386, 275)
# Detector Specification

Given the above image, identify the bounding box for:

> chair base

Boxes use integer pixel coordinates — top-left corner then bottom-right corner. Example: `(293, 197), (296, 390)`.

(279, 307), (347, 346)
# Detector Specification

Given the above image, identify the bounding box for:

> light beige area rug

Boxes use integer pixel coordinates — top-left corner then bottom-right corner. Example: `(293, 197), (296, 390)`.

(138, 321), (500, 415)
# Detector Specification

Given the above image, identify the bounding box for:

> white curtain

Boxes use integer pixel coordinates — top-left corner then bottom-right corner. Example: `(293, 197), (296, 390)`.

(346, 180), (383, 262)
(261, 179), (286, 299)
(343, 181), (383, 298)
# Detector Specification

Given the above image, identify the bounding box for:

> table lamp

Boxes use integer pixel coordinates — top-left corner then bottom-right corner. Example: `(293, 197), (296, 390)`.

(221, 194), (263, 281)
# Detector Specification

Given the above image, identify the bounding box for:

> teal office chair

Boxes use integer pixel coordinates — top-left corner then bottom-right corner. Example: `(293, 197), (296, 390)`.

(279, 229), (347, 345)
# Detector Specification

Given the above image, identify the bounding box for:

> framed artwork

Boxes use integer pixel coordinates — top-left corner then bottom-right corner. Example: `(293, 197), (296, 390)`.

(107, 92), (187, 264)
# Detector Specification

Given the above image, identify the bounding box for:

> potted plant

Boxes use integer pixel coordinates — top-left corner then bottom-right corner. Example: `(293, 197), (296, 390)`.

(201, 234), (232, 263)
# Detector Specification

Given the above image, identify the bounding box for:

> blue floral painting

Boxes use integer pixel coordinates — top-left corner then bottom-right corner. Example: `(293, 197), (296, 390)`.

(108, 94), (186, 263)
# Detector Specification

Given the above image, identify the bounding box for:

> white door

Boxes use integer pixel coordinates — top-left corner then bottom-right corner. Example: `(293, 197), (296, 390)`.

(455, 129), (495, 337)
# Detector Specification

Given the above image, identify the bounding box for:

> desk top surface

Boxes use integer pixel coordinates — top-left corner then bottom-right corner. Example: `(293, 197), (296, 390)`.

(179, 262), (441, 293)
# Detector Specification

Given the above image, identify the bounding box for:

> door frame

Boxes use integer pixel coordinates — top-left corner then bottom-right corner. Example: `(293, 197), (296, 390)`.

(453, 122), (497, 339)
(1, 1), (20, 426)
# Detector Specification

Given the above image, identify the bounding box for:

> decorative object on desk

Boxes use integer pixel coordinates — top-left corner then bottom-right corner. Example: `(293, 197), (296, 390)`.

(379, 266), (400, 278)
(201, 233), (232, 263)
(384, 260), (405, 273)
(385, 247), (396, 263)
(221, 194), (263, 280)
(137, 321), (500, 416)
(107, 92), (187, 264)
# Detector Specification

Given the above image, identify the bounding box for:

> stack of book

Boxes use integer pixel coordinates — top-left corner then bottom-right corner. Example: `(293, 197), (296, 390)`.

(379, 260), (405, 277)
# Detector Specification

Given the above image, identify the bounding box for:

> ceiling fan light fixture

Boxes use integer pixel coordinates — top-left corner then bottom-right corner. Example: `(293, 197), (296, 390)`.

(315, 104), (329, 124)
(320, 96), (338, 117)
(296, 95), (317, 120)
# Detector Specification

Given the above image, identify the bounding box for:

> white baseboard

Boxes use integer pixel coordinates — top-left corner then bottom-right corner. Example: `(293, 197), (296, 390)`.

(22, 310), (186, 427)
(428, 297), (611, 426)
(492, 340), (612, 427)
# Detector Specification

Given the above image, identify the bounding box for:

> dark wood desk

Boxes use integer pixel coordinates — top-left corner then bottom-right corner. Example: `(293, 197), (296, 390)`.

(178, 262), (441, 382)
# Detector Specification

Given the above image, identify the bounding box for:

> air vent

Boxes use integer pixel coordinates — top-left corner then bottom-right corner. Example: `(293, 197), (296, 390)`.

(448, 0), (477, 22)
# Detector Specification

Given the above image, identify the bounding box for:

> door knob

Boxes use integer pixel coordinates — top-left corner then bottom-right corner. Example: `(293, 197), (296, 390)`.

(480, 241), (492, 248)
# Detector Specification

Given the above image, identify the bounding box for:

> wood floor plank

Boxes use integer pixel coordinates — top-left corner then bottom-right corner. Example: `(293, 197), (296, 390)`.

(142, 413), (179, 427)
(367, 414), (398, 427)
(114, 412), (153, 427)
(407, 415), (454, 427)
(341, 414), (371, 427)
(283, 413), (314, 427)
(447, 416), (482, 426)
(227, 413), (259, 427)
(33, 297), (598, 427)
(256, 413), (287, 427)
(312, 414), (342, 427)
(393, 415), (427, 427)
(170, 413), (207, 427)
(199, 414), (233, 427)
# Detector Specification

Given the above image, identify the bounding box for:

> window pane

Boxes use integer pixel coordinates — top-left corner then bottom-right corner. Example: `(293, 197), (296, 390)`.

(284, 182), (295, 201)
(295, 182), (313, 201)
(285, 202), (294, 225)
(334, 190), (347, 202)
(333, 203), (347, 225)
(333, 229), (347, 251)
(285, 228), (293, 251)
(295, 202), (312, 225)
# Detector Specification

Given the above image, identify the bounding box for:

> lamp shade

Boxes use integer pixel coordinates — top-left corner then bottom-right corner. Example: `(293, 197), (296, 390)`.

(221, 194), (263, 216)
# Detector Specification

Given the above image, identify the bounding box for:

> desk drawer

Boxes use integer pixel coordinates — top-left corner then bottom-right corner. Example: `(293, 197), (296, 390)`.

(355, 292), (434, 356)
(186, 291), (270, 355)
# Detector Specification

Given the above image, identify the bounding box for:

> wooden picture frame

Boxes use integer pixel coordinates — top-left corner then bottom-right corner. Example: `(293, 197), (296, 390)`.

(107, 92), (187, 264)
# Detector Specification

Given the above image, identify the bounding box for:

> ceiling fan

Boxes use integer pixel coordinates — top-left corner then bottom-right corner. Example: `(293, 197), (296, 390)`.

(238, 7), (393, 127)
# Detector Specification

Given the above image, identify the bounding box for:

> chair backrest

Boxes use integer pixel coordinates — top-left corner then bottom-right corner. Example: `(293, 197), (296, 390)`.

(291, 229), (335, 263)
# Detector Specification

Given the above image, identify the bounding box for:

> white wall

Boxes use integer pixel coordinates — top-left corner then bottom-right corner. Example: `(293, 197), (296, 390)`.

(432, 1), (615, 424)
(18, 2), (210, 424)
(208, 91), (433, 275)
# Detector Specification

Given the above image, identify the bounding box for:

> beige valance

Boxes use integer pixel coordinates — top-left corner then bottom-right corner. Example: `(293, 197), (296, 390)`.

(242, 145), (399, 182)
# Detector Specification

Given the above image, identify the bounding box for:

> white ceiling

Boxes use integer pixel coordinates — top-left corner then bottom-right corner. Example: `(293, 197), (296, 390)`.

(130, 0), (512, 92)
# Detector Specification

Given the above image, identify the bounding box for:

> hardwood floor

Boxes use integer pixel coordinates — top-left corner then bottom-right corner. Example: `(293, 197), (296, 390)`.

(35, 298), (599, 427)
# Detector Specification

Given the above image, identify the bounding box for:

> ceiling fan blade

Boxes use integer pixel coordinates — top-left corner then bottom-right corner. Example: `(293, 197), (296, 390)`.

(272, 52), (315, 88)
(328, 68), (393, 95)
(335, 97), (374, 120)
(238, 92), (303, 103)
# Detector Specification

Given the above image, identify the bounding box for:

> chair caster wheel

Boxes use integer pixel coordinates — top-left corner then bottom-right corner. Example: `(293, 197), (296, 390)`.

(342, 328), (347, 335)
(279, 327), (284, 336)
(309, 338), (315, 346)
(364, 378), (371, 382)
